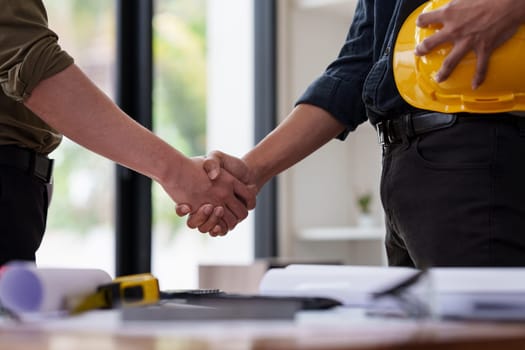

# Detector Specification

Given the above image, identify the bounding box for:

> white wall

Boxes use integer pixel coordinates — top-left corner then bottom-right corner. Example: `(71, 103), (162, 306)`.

(277, 0), (385, 265)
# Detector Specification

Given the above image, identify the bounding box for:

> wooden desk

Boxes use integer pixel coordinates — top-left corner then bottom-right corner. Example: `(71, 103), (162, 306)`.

(2, 310), (525, 350)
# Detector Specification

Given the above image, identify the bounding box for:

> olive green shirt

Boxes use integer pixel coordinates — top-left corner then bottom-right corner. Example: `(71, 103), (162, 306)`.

(0, 0), (74, 154)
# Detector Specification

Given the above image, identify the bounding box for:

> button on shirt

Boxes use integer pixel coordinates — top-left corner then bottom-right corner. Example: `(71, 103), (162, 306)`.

(0, 0), (74, 154)
(296, 0), (426, 140)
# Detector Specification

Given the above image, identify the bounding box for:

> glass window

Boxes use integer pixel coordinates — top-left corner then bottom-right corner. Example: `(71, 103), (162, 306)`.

(152, 0), (255, 289)
(38, 0), (255, 288)
(36, 1), (117, 274)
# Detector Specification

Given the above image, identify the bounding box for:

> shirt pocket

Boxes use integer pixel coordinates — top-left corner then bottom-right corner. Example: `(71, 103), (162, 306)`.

(362, 54), (407, 116)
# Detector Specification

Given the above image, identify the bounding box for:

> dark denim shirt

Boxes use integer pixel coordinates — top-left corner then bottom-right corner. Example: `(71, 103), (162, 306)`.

(296, 0), (426, 140)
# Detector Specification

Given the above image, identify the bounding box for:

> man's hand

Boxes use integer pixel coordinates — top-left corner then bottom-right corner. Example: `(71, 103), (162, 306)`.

(414, 0), (525, 89)
(176, 151), (258, 236)
(21, 63), (254, 238)
(164, 156), (254, 236)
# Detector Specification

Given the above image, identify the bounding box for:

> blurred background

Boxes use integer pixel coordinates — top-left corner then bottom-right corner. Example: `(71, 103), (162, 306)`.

(37, 0), (384, 290)
(37, 0), (255, 289)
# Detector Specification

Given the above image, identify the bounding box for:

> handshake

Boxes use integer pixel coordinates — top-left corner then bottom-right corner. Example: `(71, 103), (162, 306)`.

(168, 150), (260, 237)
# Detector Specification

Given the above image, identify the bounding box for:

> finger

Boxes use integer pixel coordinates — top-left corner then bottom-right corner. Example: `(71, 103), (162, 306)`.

(226, 197), (248, 227)
(416, 8), (445, 28)
(472, 48), (490, 90)
(197, 207), (224, 234)
(187, 204), (214, 229)
(435, 40), (471, 82)
(208, 227), (219, 237)
(175, 204), (191, 217)
(211, 225), (222, 236)
(209, 220), (228, 237)
(214, 219), (229, 236)
(415, 29), (449, 56)
(233, 180), (257, 210)
(221, 207), (239, 231)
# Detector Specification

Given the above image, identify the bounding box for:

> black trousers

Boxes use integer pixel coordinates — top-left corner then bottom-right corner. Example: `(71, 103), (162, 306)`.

(382, 115), (525, 267)
(0, 165), (50, 266)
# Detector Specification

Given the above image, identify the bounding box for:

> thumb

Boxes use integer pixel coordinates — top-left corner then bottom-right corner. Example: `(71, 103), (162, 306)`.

(210, 150), (251, 184)
(203, 156), (222, 181)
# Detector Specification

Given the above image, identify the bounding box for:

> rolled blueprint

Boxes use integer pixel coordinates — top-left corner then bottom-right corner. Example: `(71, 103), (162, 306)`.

(0, 262), (112, 314)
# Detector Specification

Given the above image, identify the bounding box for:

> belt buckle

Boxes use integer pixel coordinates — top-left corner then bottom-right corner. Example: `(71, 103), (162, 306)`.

(32, 155), (54, 184)
(376, 121), (393, 146)
(377, 122), (386, 145)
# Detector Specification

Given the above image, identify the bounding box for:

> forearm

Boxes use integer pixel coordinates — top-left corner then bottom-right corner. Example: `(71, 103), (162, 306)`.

(243, 104), (346, 190)
(24, 64), (186, 185)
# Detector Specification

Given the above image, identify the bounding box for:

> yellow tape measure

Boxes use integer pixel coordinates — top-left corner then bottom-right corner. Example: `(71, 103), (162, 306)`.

(70, 273), (160, 315)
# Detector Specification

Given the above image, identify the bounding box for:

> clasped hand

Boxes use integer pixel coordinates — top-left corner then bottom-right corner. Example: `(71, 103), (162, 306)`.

(175, 152), (257, 236)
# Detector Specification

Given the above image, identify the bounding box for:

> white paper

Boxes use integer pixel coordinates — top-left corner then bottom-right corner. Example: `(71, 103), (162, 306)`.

(259, 264), (525, 320)
(0, 262), (112, 314)
(428, 268), (525, 319)
(259, 265), (416, 306)
(429, 268), (525, 292)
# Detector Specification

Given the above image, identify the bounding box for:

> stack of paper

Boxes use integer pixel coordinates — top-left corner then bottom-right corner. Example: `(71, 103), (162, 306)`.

(260, 265), (415, 306)
(426, 268), (525, 320)
(259, 264), (525, 320)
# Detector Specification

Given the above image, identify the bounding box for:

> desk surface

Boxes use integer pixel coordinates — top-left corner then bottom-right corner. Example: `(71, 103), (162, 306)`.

(2, 308), (525, 350)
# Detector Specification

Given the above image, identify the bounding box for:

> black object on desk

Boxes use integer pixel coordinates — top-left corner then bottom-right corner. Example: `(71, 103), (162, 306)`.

(159, 289), (224, 299)
(122, 289), (342, 321)
(160, 289), (341, 310)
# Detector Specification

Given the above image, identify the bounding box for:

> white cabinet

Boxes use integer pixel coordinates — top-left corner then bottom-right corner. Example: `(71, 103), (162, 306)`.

(298, 226), (384, 241)
(296, 226), (387, 266)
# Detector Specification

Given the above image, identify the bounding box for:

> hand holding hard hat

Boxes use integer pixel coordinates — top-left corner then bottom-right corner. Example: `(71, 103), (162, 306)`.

(394, 0), (525, 113)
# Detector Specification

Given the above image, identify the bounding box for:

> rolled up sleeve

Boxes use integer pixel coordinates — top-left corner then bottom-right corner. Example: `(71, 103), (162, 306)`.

(296, 0), (374, 140)
(0, 0), (73, 102)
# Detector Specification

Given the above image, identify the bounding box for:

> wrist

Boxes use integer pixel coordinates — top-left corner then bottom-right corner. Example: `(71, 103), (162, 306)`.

(154, 147), (188, 196)
(242, 152), (270, 193)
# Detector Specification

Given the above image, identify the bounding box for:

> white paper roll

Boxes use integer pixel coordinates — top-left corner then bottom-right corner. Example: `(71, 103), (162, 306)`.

(0, 262), (112, 314)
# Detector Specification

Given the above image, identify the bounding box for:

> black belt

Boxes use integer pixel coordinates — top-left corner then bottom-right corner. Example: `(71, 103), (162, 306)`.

(376, 112), (457, 146)
(0, 146), (54, 183)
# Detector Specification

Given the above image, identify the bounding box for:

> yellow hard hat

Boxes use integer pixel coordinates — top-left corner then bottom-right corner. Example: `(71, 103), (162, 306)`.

(393, 0), (525, 113)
